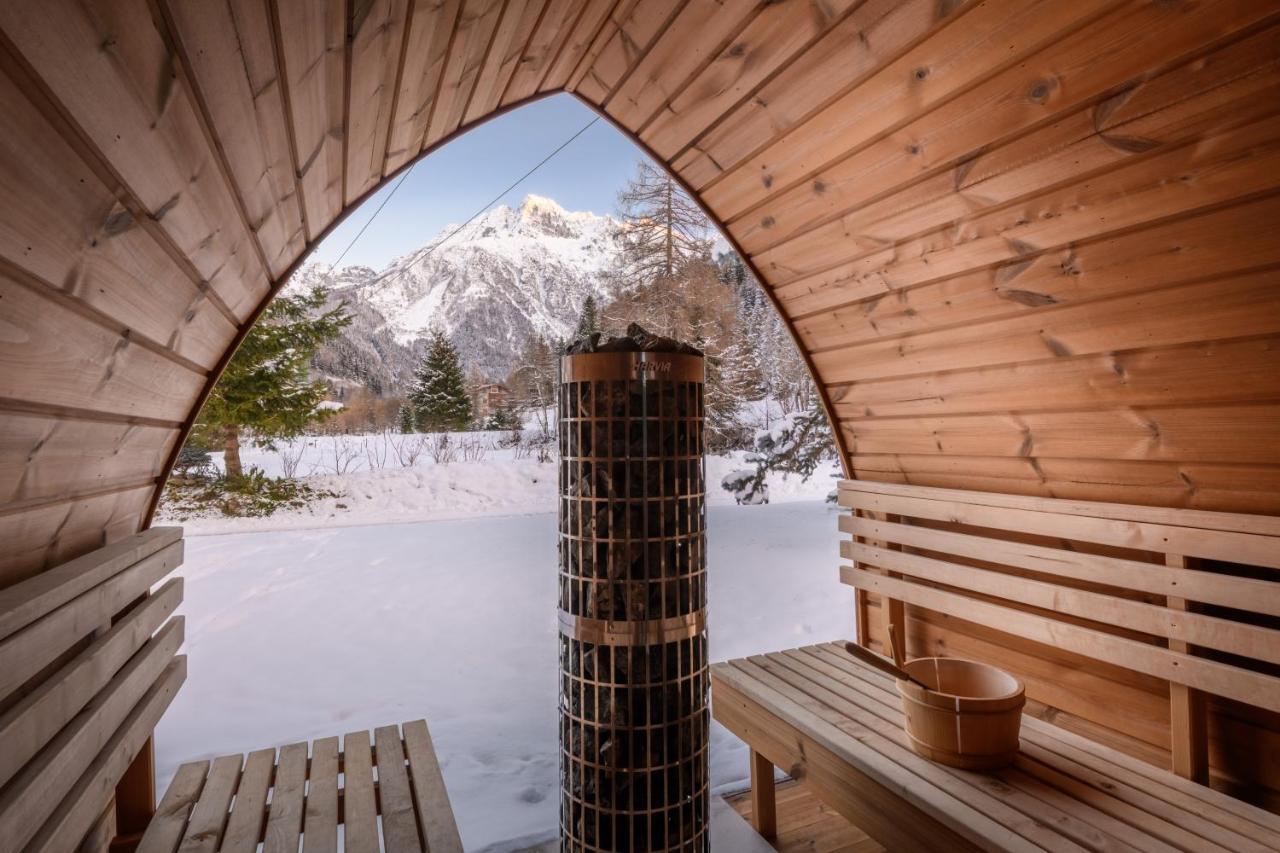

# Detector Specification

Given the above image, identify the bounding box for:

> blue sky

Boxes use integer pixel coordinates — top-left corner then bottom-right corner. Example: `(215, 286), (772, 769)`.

(309, 94), (652, 271)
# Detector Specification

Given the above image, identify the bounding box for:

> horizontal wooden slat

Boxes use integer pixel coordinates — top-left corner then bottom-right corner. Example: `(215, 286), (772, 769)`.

(0, 526), (180, 638)
(840, 517), (1280, 617)
(0, 538), (183, 698)
(0, 578), (182, 788)
(25, 657), (185, 853)
(0, 412), (179, 507)
(0, 484), (157, 589)
(840, 404), (1280, 465)
(0, 617), (183, 851)
(838, 480), (1280, 538)
(840, 486), (1280, 568)
(841, 566), (1280, 709)
(848, 541), (1279, 663)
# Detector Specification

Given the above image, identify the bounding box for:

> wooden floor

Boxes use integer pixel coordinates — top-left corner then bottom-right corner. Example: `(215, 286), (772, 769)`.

(727, 780), (884, 853)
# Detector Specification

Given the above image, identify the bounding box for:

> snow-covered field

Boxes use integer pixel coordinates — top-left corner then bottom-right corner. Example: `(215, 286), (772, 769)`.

(159, 429), (841, 534)
(155, 431), (849, 850)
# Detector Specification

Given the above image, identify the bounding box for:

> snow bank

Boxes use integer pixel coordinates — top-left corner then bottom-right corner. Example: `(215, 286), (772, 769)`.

(162, 432), (841, 535)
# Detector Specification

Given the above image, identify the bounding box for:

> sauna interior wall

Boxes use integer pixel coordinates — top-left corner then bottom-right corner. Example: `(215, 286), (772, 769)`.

(0, 0), (1277, 809)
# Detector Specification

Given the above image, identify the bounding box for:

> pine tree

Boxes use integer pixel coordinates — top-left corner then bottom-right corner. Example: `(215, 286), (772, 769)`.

(191, 287), (350, 478)
(409, 331), (473, 432)
(396, 402), (416, 434)
(574, 295), (601, 340)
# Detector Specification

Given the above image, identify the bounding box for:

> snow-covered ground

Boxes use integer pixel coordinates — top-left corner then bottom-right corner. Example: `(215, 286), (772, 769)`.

(156, 502), (851, 850)
(159, 429), (842, 535)
(154, 427), (849, 849)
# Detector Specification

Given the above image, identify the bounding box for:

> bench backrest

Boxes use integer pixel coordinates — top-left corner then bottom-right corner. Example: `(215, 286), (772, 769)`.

(0, 526), (186, 852)
(838, 480), (1280, 797)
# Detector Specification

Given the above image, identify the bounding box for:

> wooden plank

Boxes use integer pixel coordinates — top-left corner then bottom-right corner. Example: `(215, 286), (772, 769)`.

(0, 539), (183, 698)
(423, 0), (505, 148)
(25, 657), (185, 853)
(219, 747), (274, 853)
(537, 0), (615, 93)
(262, 741), (307, 853)
(0, 412), (177, 507)
(838, 486), (1280, 568)
(735, 1), (1280, 255)
(463, 0), (544, 125)
(0, 618), (183, 851)
(301, 736), (339, 853)
(374, 725), (422, 853)
(0, 527), (180, 640)
(828, 335), (1280, 421)
(847, 540), (1280, 663)
(273, 0), (346, 238)
(0, 0), (271, 318)
(500, 0), (581, 105)
(1166, 553), (1210, 785)
(0, 484), (156, 590)
(177, 753), (241, 853)
(796, 191), (1280, 352)
(659, 0), (961, 173)
(0, 578), (182, 788)
(748, 748), (776, 839)
(702, 0), (1118, 217)
(341, 729), (378, 853)
(759, 30), (1280, 285)
(0, 272), (205, 423)
(384, 0), (463, 173)
(137, 761), (209, 853)
(841, 566), (1280, 709)
(840, 516), (1280, 617)
(403, 719), (463, 853)
(778, 112), (1280, 319)
(345, 0), (411, 203)
(161, 0), (306, 278)
(570, 0), (681, 105)
(0, 64), (235, 367)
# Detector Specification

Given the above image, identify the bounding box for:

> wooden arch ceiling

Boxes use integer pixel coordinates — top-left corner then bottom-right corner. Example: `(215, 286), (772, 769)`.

(1, 0), (1278, 585)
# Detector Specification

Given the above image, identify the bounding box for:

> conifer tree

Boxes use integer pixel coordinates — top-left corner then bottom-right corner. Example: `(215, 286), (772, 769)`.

(191, 287), (350, 477)
(574, 295), (601, 340)
(409, 331), (473, 432)
(396, 402), (416, 434)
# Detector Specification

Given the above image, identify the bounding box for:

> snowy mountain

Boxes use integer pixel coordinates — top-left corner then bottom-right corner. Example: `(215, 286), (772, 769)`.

(289, 195), (617, 387)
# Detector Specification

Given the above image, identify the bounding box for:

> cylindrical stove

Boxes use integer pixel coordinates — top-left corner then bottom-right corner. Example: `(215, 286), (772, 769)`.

(558, 346), (708, 852)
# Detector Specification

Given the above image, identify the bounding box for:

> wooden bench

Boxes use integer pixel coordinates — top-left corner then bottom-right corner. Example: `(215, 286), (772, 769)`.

(138, 720), (463, 853)
(0, 527), (186, 852)
(713, 480), (1280, 851)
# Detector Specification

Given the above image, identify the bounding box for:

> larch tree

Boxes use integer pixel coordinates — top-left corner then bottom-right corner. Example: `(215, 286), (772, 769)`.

(410, 331), (473, 432)
(191, 287), (351, 478)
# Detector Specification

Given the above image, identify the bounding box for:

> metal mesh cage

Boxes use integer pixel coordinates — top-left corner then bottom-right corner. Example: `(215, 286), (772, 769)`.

(558, 351), (708, 852)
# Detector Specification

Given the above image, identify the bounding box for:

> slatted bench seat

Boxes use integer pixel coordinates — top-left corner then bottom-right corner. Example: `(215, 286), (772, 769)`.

(138, 720), (462, 853)
(714, 480), (1280, 851)
(714, 643), (1280, 853)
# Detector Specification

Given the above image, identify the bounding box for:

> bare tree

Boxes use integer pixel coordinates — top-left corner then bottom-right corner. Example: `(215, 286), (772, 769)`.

(612, 162), (712, 289)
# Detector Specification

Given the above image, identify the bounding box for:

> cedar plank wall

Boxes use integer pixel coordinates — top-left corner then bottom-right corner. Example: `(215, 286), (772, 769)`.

(0, 0), (1277, 810)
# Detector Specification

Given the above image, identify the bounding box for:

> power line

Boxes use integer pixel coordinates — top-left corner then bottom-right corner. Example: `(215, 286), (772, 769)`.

(327, 115), (601, 275)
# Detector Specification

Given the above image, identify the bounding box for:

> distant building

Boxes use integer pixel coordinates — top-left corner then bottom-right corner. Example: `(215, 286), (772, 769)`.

(472, 383), (511, 420)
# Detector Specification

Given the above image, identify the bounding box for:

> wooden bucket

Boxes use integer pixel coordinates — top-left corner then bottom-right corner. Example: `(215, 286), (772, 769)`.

(896, 657), (1025, 770)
